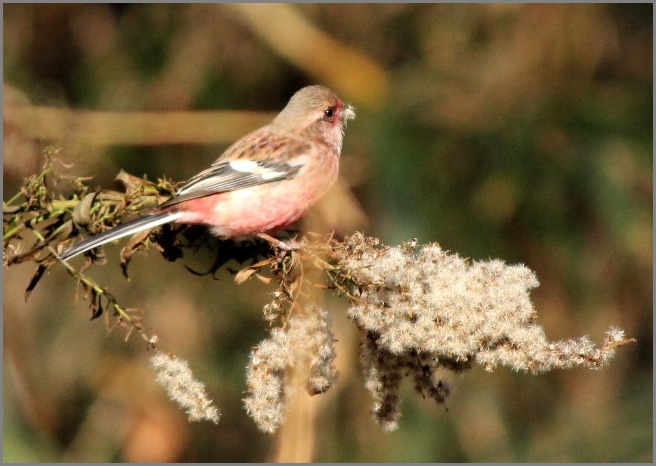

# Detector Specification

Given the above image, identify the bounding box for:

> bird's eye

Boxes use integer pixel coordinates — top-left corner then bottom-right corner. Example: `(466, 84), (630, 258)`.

(324, 106), (336, 119)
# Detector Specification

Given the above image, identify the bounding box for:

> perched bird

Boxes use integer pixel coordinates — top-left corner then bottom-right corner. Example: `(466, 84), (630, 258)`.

(59, 85), (355, 261)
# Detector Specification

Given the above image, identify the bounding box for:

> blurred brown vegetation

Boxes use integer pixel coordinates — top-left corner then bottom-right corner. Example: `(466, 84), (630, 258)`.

(3, 3), (652, 462)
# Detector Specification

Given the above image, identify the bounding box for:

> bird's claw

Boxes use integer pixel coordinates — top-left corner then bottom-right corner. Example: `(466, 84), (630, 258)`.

(256, 233), (301, 253)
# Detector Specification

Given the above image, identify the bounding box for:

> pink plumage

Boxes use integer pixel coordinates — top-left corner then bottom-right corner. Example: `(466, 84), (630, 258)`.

(60, 85), (355, 260)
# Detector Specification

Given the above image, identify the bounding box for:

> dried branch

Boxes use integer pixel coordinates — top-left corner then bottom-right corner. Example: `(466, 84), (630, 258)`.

(3, 147), (635, 432)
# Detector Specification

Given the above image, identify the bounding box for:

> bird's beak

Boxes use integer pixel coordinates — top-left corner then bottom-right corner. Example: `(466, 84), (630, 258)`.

(341, 104), (356, 126)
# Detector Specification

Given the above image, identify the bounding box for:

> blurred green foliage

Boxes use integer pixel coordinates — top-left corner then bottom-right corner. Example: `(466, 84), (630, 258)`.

(3, 3), (652, 462)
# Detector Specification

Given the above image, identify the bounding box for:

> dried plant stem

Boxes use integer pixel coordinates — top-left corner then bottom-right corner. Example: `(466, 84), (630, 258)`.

(4, 148), (636, 432)
(56, 254), (158, 348)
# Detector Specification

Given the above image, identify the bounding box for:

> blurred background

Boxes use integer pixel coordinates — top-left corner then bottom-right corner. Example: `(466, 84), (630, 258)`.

(3, 4), (652, 462)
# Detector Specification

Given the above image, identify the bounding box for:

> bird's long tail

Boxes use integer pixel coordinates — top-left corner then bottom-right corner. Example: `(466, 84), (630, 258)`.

(59, 210), (184, 261)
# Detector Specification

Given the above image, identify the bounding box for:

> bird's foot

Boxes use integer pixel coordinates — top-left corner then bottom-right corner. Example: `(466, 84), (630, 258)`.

(256, 232), (301, 252)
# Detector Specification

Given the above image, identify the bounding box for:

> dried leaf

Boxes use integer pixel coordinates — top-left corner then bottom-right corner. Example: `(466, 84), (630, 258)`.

(3, 204), (21, 214)
(25, 263), (49, 301)
(55, 219), (74, 242)
(90, 298), (103, 320)
(235, 267), (258, 284)
(234, 257), (275, 283)
(115, 170), (149, 191)
(71, 192), (98, 227)
(120, 229), (151, 277)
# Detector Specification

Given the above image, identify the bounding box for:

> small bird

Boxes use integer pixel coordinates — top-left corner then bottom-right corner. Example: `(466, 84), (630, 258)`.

(59, 85), (355, 261)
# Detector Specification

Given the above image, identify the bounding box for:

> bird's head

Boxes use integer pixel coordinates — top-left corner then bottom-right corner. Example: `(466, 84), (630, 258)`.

(273, 85), (355, 153)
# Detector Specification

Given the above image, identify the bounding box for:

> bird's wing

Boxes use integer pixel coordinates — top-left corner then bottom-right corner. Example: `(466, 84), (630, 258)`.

(159, 134), (310, 208)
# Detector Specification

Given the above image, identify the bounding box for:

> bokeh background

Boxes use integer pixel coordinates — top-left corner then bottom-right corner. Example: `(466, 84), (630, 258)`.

(3, 4), (652, 462)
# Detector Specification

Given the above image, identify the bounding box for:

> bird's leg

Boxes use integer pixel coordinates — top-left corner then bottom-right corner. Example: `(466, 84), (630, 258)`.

(256, 232), (301, 251)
